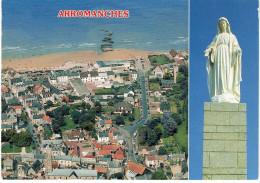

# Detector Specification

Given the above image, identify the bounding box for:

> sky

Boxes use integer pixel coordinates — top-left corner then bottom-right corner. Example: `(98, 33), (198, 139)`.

(189, 0), (259, 179)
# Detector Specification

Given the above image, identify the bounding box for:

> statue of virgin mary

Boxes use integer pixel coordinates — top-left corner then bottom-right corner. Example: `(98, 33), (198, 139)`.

(205, 17), (242, 103)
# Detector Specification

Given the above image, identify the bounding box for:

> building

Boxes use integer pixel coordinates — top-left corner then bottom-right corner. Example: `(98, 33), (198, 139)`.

(69, 78), (91, 97)
(47, 169), (97, 180)
(114, 102), (133, 115)
(94, 60), (131, 72)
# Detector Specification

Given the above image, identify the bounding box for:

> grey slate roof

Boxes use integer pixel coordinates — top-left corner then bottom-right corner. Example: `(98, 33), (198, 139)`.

(80, 71), (98, 78)
(11, 78), (22, 85)
(99, 132), (109, 138)
(48, 169), (97, 177)
(114, 102), (133, 111)
(161, 80), (174, 86)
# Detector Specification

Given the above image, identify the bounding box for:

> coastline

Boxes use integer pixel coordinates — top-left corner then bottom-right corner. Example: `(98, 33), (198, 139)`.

(2, 48), (164, 71)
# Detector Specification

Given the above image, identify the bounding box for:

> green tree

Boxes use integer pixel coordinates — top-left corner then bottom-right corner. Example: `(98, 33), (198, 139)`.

(43, 130), (52, 139)
(86, 103), (91, 110)
(108, 100), (114, 106)
(162, 113), (177, 137)
(152, 169), (167, 180)
(158, 146), (167, 155)
(1, 129), (17, 142)
(71, 110), (81, 124)
(1, 98), (8, 113)
(46, 100), (53, 106)
(171, 113), (182, 125)
(114, 116), (125, 125)
(128, 114), (135, 122)
(154, 126), (162, 138)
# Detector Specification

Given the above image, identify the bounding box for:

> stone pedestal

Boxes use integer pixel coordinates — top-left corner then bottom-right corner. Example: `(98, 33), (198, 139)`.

(202, 102), (247, 180)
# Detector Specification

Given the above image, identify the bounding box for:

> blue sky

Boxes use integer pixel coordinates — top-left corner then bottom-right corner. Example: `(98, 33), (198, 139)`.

(189, 0), (259, 180)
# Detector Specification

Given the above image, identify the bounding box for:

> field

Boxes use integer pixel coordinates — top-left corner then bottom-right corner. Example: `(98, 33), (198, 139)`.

(60, 117), (77, 131)
(174, 119), (188, 154)
(148, 54), (174, 66)
(2, 145), (22, 153)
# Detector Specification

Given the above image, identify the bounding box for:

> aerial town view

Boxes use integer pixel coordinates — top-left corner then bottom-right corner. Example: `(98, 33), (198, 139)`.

(1, 0), (188, 180)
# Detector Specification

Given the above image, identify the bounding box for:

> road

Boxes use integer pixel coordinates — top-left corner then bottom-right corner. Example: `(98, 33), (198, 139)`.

(117, 57), (150, 163)
(27, 116), (40, 157)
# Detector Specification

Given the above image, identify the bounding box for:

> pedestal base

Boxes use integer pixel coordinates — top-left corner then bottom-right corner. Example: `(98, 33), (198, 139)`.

(202, 102), (247, 180)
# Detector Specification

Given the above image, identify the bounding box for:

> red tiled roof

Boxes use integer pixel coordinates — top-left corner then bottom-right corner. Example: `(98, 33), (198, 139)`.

(98, 150), (111, 155)
(71, 148), (78, 156)
(110, 139), (118, 144)
(84, 155), (95, 159)
(65, 141), (78, 148)
(33, 84), (42, 92)
(146, 155), (155, 161)
(1, 86), (8, 93)
(113, 149), (124, 160)
(95, 166), (107, 173)
(92, 140), (97, 143)
(62, 97), (69, 102)
(110, 127), (119, 132)
(11, 105), (21, 110)
(105, 120), (112, 124)
(108, 133), (113, 138)
(68, 130), (84, 140)
(127, 161), (146, 175)
(52, 162), (59, 168)
(43, 115), (51, 123)
(95, 143), (101, 148)
(101, 145), (124, 151)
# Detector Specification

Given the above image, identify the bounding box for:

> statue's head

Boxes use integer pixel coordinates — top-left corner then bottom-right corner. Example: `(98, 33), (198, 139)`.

(217, 17), (231, 34)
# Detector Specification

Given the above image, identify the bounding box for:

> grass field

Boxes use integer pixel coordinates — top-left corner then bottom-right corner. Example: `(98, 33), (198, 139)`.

(60, 117), (77, 131)
(133, 108), (140, 120)
(151, 113), (163, 118)
(103, 106), (114, 113)
(2, 145), (22, 153)
(148, 55), (174, 66)
(26, 146), (32, 153)
(93, 88), (114, 95)
(174, 120), (188, 154)
(150, 82), (160, 91)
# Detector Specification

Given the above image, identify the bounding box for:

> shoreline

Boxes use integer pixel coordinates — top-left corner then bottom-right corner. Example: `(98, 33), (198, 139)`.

(2, 48), (165, 71)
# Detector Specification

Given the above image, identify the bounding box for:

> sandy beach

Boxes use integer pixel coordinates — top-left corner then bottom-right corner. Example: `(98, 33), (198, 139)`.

(2, 48), (164, 71)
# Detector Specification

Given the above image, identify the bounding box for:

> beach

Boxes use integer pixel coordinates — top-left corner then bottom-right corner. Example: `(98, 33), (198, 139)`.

(2, 48), (163, 71)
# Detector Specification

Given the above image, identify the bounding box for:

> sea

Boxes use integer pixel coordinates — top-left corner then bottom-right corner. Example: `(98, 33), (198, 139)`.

(2, 0), (188, 60)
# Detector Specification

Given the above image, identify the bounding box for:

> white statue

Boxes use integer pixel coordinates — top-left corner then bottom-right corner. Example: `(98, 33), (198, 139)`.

(205, 17), (242, 103)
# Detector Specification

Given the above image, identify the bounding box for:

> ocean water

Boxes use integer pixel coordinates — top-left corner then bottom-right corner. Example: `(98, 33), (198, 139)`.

(2, 0), (188, 60)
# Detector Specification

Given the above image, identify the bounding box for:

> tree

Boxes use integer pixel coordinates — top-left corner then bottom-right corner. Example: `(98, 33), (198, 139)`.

(71, 110), (81, 124)
(154, 126), (162, 139)
(46, 111), (54, 118)
(171, 113), (182, 125)
(147, 129), (157, 146)
(1, 98), (8, 113)
(151, 169), (167, 180)
(163, 73), (173, 80)
(43, 130), (52, 139)
(46, 100), (53, 106)
(94, 101), (101, 108)
(158, 146), (167, 155)
(86, 103), (91, 110)
(110, 172), (123, 179)
(114, 116), (125, 125)
(57, 116), (66, 127)
(80, 122), (94, 131)
(162, 113), (177, 137)
(1, 129), (17, 142)
(128, 114), (135, 122)
(108, 100), (113, 106)
(10, 131), (32, 147)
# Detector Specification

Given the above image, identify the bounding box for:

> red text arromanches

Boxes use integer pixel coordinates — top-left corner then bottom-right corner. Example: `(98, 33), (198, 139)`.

(57, 10), (129, 18)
